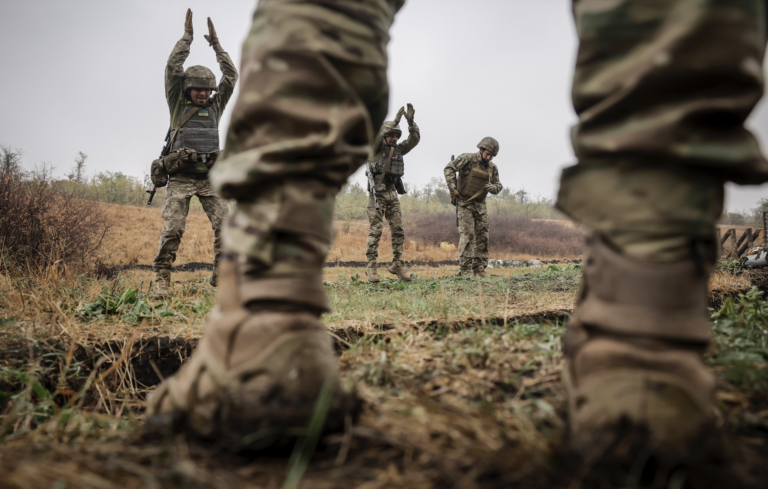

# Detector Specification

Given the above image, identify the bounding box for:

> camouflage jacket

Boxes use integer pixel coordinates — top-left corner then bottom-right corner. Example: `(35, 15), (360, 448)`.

(444, 152), (502, 206)
(367, 121), (420, 192)
(165, 32), (239, 128)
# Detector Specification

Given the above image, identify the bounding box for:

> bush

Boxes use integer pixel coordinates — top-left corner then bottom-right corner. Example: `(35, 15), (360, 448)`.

(403, 212), (584, 258)
(0, 170), (110, 273)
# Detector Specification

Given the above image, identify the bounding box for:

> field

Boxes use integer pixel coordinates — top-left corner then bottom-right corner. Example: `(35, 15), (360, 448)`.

(0, 202), (767, 488)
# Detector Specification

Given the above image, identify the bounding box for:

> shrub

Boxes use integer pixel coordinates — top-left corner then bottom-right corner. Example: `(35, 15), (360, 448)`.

(403, 212), (584, 258)
(0, 170), (110, 273)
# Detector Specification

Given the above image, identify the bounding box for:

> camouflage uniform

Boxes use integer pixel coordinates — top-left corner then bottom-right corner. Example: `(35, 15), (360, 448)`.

(556, 0), (768, 457)
(152, 31), (238, 286)
(444, 152), (502, 274)
(366, 120), (420, 265)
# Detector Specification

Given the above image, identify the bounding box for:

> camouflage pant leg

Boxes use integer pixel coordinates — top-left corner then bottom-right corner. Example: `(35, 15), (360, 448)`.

(209, 5), (390, 312)
(458, 204), (483, 272)
(472, 204), (490, 270)
(366, 190), (404, 263)
(195, 179), (230, 271)
(558, 0), (768, 262)
(152, 177), (193, 273)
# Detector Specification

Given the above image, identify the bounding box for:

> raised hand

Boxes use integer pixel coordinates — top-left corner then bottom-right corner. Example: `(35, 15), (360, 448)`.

(184, 8), (193, 35)
(483, 183), (495, 192)
(393, 106), (405, 125)
(405, 103), (415, 123)
(204, 17), (219, 47)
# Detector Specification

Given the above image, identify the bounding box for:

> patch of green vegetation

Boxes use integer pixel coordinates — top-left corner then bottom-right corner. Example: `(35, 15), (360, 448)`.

(76, 281), (215, 323)
(710, 287), (768, 391)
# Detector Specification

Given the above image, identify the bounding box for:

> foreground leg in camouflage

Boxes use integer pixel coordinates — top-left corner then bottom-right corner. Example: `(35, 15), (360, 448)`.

(558, 0), (768, 461)
(457, 205), (477, 275)
(146, 0), (399, 442)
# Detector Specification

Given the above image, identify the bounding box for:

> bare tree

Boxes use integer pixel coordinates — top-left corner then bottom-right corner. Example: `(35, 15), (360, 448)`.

(0, 145), (24, 178)
(68, 151), (88, 183)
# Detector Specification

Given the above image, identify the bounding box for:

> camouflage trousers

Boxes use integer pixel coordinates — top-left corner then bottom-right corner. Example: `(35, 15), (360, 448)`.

(366, 189), (404, 264)
(458, 201), (489, 272)
(557, 0), (768, 262)
(152, 174), (229, 274)
(208, 2), (390, 312)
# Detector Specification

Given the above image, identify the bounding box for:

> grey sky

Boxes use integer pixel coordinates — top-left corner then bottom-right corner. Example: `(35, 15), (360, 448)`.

(2, 0), (768, 211)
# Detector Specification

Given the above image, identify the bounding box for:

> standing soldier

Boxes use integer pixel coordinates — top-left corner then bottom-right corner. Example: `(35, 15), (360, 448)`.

(444, 138), (502, 277)
(365, 104), (420, 282)
(150, 9), (238, 296)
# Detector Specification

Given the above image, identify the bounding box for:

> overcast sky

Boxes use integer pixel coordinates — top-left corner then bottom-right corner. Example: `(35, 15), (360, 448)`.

(2, 0), (768, 211)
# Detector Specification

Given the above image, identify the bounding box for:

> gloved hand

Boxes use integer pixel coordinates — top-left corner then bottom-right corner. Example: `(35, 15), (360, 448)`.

(405, 103), (415, 124)
(204, 17), (219, 47)
(450, 188), (459, 202)
(483, 183), (495, 192)
(393, 106), (405, 126)
(184, 8), (193, 35)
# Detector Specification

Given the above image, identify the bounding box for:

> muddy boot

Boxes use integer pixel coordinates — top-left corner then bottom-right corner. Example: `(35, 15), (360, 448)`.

(366, 262), (380, 283)
(564, 236), (719, 462)
(143, 257), (357, 449)
(151, 271), (171, 298)
(388, 260), (411, 282)
(473, 267), (487, 278)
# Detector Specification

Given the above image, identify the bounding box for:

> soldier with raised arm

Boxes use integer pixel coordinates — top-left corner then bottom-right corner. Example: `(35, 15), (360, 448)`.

(444, 137), (502, 277)
(150, 9), (238, 296)
(365, 104), (420, 282)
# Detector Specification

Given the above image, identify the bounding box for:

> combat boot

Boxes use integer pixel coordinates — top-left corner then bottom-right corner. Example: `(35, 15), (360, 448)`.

(459, 269), (473, 277)
(144, 256), (356, 448)
(388, 260), (411, 282)
(564, 236), (719, 461)
(151, 271), (171, 298)
(366, 262), (380, 283)
(473, 267), (487, 278)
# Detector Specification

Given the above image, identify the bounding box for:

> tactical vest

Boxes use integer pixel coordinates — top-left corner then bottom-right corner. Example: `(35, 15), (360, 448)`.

(381, 145), (405, 178)
(171, 103), (219, 154)
(458, 158), (491, 202)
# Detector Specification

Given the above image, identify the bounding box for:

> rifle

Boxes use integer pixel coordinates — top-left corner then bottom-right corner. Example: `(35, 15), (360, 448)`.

(451, 155), (458, 227)
(367, 158), (379, 211)
(146, 127), (173, 205)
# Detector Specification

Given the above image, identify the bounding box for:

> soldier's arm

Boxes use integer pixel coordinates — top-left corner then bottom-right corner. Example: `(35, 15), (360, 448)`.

(210, 43), (239, 121)
(488, 165), (503, 194)
(398, 121), (420, 155)
(166, 32), (192, 116)
(444, 157), (460, 190)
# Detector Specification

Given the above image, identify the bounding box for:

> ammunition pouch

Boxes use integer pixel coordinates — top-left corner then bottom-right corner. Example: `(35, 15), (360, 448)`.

(458, 164), (490, 202)
(150, 159), (169, 187)
(395, 177), (406, 195)
(162, 149), (198, 175)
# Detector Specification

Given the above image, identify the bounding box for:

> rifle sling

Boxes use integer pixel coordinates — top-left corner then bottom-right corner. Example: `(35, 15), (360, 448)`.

(170, 106), (205, 148)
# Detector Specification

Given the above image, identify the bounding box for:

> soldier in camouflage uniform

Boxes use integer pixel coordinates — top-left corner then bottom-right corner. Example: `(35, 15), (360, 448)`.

(150, 9), (238, 296)
(444, 138), (502, 278)
(146, 0), (768, 464)
(365, 104), (420, 282)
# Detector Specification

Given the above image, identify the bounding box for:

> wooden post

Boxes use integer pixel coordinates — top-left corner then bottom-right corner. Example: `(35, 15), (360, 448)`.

(716, 227), (722, 258)
(764, 211), (767, 245)
(747, 228), (754, 249)
(736, 228), (754, 257)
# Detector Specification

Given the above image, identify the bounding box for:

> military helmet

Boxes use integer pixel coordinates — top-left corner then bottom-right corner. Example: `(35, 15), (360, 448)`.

(477, 137), (499, 157)
(183, 65), (217, 92)
(379, 121), (402, 139)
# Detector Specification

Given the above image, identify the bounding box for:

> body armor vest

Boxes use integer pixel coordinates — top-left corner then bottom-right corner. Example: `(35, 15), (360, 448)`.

(171, 103), (219, 154)
(381, 145), (405, 178)
(458, 159), (491, 202)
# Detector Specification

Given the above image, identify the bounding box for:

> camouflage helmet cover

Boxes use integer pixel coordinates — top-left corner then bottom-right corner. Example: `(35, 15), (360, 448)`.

(477, 137), (499, 156)
(183, 65), (217, 92)
(379, 121), (402, 139)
